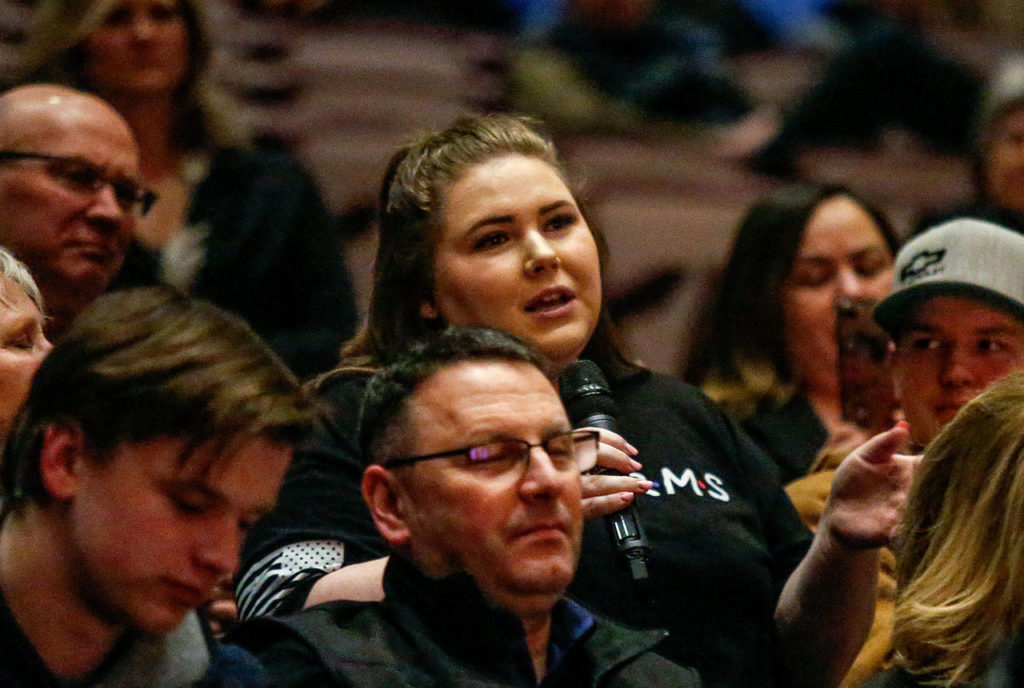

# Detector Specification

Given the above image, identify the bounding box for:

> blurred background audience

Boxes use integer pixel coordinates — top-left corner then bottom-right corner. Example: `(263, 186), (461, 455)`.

(684, 183), (898, 482)
(9, 0), (358, 378)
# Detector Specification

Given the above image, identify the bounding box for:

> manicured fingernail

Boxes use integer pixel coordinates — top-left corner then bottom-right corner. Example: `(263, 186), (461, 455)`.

(637, 480), (654, 491)
(620, 492), (635, 503)
(629, 458), (642, 471)
(626, 442), (639, 455)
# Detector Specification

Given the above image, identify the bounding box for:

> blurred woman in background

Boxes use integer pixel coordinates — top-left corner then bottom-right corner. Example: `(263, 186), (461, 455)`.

(685, 183), (899, 483)
(15, 0), (358, 378)
(917, 58), (1024, 235)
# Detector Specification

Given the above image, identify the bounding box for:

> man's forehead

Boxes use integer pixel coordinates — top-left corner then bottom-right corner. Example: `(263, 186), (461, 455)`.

(131, 435), (290, 508)
(903, 295), (1024, 335)
(410, 360), (567, 434)
(0, 91), (138, 163)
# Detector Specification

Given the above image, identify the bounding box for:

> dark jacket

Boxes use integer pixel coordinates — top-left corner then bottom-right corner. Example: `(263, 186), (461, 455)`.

(117, 147), (358, 378)
(230, 556), (701, 687)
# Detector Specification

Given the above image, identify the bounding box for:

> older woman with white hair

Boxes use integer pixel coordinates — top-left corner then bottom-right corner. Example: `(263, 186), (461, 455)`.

(0, 246), (50, 441)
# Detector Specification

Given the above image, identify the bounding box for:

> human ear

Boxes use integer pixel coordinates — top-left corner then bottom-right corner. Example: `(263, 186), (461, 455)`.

(362, 465), (412, 547)
(37, 424), (88, 501)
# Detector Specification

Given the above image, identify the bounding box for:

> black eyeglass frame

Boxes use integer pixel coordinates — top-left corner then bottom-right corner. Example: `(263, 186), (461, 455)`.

(0, 150), (158, 216)
(384, 429), (600, 473)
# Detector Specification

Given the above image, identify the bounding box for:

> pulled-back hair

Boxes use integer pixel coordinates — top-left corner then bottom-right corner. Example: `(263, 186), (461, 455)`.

(358, 326), (552, 466)
(684, 183), (898, 418)
(0, 246), (43, 314)
(15, 0), (245, 150)
(892, 369), (1024, 685)
(1, 287), (314, 508)
(338, 113), (632, 378)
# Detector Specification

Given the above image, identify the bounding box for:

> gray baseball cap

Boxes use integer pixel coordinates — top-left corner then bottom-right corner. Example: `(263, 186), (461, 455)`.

(874, 218), (1024, 335)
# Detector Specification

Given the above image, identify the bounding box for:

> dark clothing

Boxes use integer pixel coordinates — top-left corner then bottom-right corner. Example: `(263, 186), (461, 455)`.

(0, 585), (263, 688)
(230, 555), (701, 687)
(752, 19), (983, 177)
(740, 394), (828, 484)
(914, 203), (1024, 237)
(986, 626), (1024, 688)
(550, 7), (754, 124)
(568, 372), (812, 688)
(238, 369), (812, 688)
(116, 147), (358, 379)
(862, 667), (987, 688)
(861, 668), (923, 688)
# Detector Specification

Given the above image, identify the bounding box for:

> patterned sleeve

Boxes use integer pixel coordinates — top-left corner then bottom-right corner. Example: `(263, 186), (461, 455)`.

(236, 374), (388, 618)
(236, 540), (347, 619)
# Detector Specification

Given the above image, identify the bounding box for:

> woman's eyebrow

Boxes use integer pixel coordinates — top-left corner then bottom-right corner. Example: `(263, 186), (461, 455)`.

(539, 200), (572, 214)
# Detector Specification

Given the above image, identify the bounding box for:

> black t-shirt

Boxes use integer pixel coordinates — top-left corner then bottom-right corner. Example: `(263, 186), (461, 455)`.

(239, 369), (812, 688)
(738, 393), (829, 484)
(568, 372), (811, 688)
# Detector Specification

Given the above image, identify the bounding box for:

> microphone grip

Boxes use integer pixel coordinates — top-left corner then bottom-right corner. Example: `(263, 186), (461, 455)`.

(579, 413), (650, 582)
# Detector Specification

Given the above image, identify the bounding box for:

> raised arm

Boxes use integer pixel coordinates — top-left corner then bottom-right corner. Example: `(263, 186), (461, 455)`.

(775, 423), (916, 687)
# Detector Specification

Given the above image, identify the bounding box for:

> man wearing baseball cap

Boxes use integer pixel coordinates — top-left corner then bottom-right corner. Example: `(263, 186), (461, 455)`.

(786, 216), (1024, 686)
(875, 217), (1024, 450)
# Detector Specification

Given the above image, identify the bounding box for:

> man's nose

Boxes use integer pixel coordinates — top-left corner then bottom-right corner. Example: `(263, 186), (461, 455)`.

(519, 446), (569, 499)
(85, 185), (132, 236)
(194, 518), (242, 579)
(939, 347), (975, 387)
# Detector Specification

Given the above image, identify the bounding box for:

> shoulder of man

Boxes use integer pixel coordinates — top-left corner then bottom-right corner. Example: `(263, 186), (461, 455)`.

(586, 614), (703, 687)
(226, 601), (427, 686)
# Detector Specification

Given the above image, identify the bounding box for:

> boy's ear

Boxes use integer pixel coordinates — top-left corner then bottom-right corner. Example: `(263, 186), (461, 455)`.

(38, 424), (89, 501)
(362, 465), (412, 548)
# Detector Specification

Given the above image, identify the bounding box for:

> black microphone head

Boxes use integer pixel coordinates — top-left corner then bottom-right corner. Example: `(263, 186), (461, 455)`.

(559, 359), (617, 428)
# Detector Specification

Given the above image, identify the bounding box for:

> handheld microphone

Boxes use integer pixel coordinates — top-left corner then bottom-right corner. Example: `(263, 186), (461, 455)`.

(559, 360), (650, 582)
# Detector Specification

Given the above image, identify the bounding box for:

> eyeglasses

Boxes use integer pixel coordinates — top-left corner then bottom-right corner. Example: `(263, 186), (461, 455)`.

(384, 429), (599, 475)
(0, 151), (158, 217)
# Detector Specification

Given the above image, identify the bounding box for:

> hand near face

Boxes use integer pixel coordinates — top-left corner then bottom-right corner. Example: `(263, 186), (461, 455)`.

(820, 422), (918, 550)
(202, 581), (238, 637)
(821, 419), (874, 462)
(579, 427), (653, 520)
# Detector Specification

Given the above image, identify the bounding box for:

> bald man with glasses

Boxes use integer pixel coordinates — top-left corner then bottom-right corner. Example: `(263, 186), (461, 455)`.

(231, 326), (702, 688)
(0, 84), (155, 339)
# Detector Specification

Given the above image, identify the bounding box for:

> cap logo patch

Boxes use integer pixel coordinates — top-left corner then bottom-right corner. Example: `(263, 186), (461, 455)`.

(900, 248), (946, 282)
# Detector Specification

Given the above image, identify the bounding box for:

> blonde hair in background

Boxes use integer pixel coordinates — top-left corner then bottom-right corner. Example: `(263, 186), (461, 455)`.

(893, 369), (1024, 685)
(15, 0), (246, 150)
(0, 246), (43, 314)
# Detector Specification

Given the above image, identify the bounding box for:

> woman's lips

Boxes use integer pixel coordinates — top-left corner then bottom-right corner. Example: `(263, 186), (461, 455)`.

(525, 287), (575, 315)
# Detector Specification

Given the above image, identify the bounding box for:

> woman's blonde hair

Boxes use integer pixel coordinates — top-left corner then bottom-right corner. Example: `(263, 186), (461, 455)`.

(892, 369), (1024, 685)
(14, 0), (245, 150)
